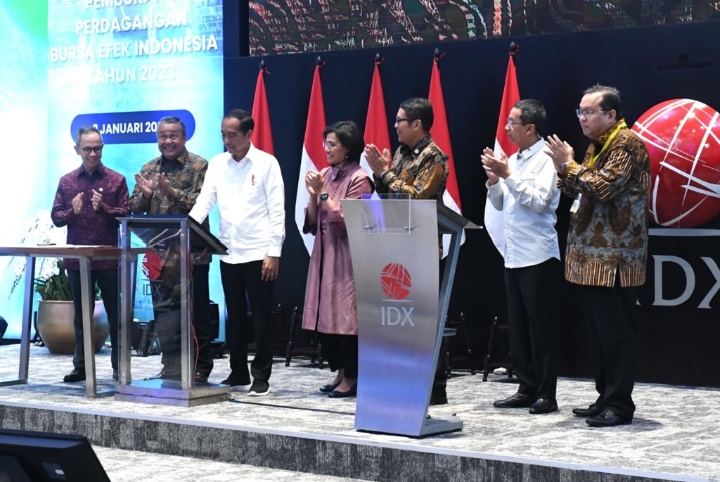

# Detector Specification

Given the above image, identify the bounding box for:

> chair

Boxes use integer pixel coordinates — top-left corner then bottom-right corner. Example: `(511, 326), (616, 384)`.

(482, 316), (514, 381)
(443, 312), (474, 377)
(284, 306), (323, 367)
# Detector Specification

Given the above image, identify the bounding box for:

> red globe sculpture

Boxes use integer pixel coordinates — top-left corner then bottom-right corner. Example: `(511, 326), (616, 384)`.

(632, 98), (720, 228)
(380, 263), (412, 300)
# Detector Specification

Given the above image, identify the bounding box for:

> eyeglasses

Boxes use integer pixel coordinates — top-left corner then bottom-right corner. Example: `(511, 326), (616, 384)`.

(506, 119), (524, 127)
(575, 109), (606, 118)
(323, 140), (340, 149)
(80, 146), (103, 154)
(395, 117), (415, 124)
(158, 134), (181, 141)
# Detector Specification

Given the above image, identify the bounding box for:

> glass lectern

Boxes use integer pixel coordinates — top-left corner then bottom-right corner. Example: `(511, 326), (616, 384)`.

(115, 215), (229, 406)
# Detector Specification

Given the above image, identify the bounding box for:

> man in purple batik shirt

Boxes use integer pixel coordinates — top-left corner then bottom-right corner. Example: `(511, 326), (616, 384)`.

(51, 126), (129, 383)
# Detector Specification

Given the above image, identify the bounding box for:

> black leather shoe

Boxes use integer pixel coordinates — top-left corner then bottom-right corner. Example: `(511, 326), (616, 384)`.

(112, 369), (118, 381)
(63, 368), (86, 383)
(572, 403), (603, 418)
(529, 398), (558, 414)
(194, 372), (209, 384)
(328, 385), (357, 398)
(493, 393), (535, 408)
(319, 382), (341, 393)
(586, 409), (632, 427)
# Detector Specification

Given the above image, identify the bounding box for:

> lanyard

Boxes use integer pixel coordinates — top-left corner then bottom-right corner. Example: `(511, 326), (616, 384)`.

(587, 120), (627, 168)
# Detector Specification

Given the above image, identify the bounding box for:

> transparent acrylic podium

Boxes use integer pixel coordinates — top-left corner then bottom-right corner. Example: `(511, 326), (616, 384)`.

(115, 215), (229, 406)
(343, 194), (480, 437)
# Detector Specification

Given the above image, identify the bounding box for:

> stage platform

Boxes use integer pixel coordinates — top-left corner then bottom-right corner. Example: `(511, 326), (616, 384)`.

(0, 343), (718, 482)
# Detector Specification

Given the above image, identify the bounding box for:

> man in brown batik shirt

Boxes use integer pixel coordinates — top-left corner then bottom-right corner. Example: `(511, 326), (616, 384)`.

(364, 97), (450, 405)
(546, 85), (650, 428)
(365, 97), (448, 201)
(128, 116), (213, 384)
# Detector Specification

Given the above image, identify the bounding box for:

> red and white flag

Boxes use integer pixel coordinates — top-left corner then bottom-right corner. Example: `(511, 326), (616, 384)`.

(428, 58), (464, 257)
(295, 64), (328, 255)
(251, 66), (274, 154)
(360, 60), (390, 195)
(485, 52), (520, 256)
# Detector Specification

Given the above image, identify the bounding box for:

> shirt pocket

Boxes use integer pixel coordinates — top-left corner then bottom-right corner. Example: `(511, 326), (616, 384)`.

(518, 164), (539, 187)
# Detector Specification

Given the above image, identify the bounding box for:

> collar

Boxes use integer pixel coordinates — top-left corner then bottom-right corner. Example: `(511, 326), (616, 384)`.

(161, 149), (189, 167)
(517, 138), (545, 160)
(230, 142), (258, 163)
(400, 135), (433, 158)
(592, 119), (626, 148)
(75, 163), (105, 178)
(328, 159), (355, 181)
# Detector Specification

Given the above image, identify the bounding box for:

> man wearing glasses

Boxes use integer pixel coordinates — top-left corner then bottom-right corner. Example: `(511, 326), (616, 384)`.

(364, 97), (448, 201)
(364, 97), (450, 405)
(51, 126), (129, 383)
(545, 85), (650, 427)
(128, 116), (213, 385)
(481, 99), (561, 415)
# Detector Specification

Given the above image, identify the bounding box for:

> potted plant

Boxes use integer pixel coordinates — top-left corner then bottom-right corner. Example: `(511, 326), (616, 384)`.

(3, 210), (109, 354)
(34, 258), (109, 355)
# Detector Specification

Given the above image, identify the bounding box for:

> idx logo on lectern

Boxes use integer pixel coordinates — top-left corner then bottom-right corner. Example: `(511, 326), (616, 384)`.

(379, 263), (415, 326)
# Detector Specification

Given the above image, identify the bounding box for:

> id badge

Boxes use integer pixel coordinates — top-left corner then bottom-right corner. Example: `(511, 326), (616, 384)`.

(570, 193), (582, 214)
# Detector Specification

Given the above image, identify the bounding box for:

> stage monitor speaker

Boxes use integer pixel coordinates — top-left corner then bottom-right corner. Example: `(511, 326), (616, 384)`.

(0, 428), (110, 482)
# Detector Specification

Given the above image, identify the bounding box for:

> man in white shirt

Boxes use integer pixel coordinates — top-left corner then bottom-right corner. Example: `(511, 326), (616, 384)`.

(481, 99), (561, 414)
(190, 109), (285, 396)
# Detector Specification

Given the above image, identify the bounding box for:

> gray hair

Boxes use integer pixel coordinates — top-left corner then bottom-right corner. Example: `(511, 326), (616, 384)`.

(75, 126), (103, 145)
(158, 116), (187, 137)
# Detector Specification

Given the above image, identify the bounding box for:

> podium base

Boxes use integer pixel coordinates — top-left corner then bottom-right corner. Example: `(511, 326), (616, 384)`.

(115, 379), (230, 407)
(356, 414), (463, 438)
(419, 415), (463, 437)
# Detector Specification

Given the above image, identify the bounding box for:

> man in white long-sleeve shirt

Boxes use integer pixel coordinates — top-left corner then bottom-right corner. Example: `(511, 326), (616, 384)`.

(481, 99), (561, 415)
(190, 109), (285, 396)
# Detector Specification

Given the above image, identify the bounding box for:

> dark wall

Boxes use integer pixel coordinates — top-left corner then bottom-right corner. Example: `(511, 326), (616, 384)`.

(222, 21), (720, 386)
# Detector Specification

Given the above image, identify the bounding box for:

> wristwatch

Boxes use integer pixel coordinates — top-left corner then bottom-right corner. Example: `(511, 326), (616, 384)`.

(319, 193), (329, 201)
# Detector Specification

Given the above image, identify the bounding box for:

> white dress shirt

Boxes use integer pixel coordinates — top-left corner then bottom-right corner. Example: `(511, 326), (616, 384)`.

(486, 139), (560, 269)
(190, 143), (285, 264)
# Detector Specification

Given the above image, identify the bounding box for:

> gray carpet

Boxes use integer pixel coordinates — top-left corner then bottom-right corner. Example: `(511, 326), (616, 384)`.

(0, 343), (719, 481)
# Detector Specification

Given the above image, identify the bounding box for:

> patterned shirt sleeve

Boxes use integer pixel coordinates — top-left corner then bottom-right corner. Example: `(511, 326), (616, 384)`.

(102, 177), (130, 217)
(562, 133), (645, 203)
(169, 156), (207, 211)
(128, 161), (154, 214)
(379, 146), (447, 200)
(51, 176), (77, 227)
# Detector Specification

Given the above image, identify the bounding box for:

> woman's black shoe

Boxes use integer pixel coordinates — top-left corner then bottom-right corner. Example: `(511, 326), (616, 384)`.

(328, 385), (357, 398)
(319, 382), (341, 393)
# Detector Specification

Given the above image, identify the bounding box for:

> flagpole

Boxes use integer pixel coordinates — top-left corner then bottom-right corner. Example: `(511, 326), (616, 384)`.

(251, 58), (274, 155)
(361, 53), (390, 193)
(295, 56), (328, 255)
(484, 41), (522, 256)
(427, 48), (464, 259)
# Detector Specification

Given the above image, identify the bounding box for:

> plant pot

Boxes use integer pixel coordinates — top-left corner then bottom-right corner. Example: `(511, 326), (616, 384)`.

(36, 300), (110, 355)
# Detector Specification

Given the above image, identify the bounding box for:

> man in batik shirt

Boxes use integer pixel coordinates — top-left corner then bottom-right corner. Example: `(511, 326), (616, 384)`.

(545, 85), (650, 427)
(52, 126), (129, 383)
(128, 116), (212, 384)
(364, 97), (450, 405)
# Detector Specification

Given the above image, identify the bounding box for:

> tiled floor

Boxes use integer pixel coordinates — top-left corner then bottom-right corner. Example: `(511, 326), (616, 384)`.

(1, 343), (719, 481)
